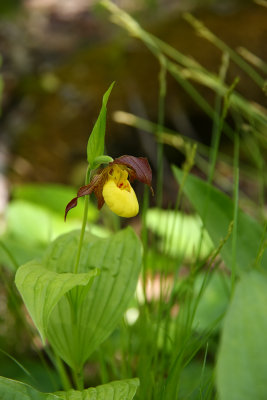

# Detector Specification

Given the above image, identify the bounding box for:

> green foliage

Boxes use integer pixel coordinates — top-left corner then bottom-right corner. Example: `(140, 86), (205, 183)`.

(20, 228), (142, 370)
(193, 271), (230, 332)
(13, 184), (96, 219)
(0, 184), (102, 270)
(55, 378), (139, 400)
(87, 82), (115, 167)
(7, 201), (58, 244)
(2, 3), (267, 398)
(15, 260), (99, 343)
(178, 362), (213, 400)
(173, 167), (267, 272)
(2, 356), (60, 393)
(0, 200), (81, 270)
(0, 376), (58, 400)
(146, 208), (213, 260)
(0, 200), (55, 270)
(0, 376), (139, 400)
(216, 271), (267, 399)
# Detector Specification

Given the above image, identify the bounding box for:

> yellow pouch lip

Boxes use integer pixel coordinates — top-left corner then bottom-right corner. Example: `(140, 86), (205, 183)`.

(102, 179), (139, 218)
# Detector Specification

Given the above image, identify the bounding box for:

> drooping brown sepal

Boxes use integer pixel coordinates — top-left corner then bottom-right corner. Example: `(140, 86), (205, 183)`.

(64, 170), (108, 220)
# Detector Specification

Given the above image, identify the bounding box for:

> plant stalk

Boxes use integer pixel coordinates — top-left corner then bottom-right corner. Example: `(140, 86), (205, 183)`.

(54, 353), (72, 391)
(73, 165), (91, 274)
(73, 368), (84, 391)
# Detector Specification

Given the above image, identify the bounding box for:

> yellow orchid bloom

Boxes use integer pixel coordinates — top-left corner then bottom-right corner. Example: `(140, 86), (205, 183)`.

(102, 165), (139, 218)
(65, 155), (153, 219)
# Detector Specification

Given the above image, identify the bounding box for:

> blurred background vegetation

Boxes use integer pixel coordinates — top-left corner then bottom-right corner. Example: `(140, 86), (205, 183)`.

(1, 0), (266, 188)
(0, 0), (266, 396)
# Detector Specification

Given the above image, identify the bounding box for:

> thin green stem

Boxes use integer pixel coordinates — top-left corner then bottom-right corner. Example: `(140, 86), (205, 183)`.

(72, 368), (84, 391)
(156, 55), (167, 207)
(141, 186), (149, 304)
(208, 53), (229, 185)
(231, 133), (239, 297)
(68, 164), (92, 389)
(200, 342), (209, 396)
(195, 54), (230, 263)
(184, 13), (265, 88)
(53, 352), (72, 391)
(73, 165), (91, 274)
(254, 223), (267, 269)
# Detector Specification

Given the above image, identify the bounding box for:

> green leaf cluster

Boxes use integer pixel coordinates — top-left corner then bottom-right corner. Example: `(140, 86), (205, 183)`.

(173, 167), (267, 272)
(1, 81), (142, 399)
(56, 378), (139, 400)
(15, 260), (99, 344)
(0, 376), (139, 400)
(15, 228), (142, 370)
(173, 167), (267, 397)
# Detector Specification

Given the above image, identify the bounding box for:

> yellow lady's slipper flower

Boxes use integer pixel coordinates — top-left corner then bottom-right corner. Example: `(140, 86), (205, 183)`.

(65, 155), (153, 219)
(102, 165), (139, 217)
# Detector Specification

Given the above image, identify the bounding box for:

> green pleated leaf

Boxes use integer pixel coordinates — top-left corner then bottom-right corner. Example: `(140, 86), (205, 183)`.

(0, 376), (59, 400)
(43, 228), (142, 369)
(173, 167), (267, 272)
(0, 376), (139, 400)
(216, 271), (267, 400)
(87, 82), (115, 166)
(56, 378), (139, 400)
(15, 260), (99, 343)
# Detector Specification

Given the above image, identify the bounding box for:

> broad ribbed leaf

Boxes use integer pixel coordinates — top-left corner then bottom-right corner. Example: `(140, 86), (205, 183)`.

(173, 167), (267, 272)
(0, 376), (59, 400)
(56, 378), (139, 400)
(87, 82), (114, 166)
(216, 271), (267, 400)
(43, 228), (142, 369)
(15, 260), (99, 343)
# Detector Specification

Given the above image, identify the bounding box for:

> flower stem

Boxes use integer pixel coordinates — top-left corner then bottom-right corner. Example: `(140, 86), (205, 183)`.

(72, 367), (84, 390)
(73, 165), (91, 274)
(54, 353), (72, 391)
(156, 54), (166, 208)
